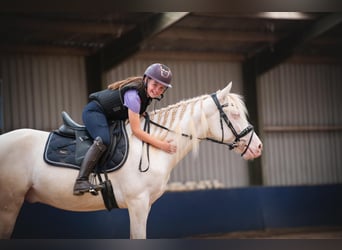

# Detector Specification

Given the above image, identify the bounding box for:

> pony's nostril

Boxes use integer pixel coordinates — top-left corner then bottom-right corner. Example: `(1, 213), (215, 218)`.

(258, 143), (263, 150)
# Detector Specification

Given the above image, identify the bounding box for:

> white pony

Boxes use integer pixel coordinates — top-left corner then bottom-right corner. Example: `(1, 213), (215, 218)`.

(0, 82), (262, 239)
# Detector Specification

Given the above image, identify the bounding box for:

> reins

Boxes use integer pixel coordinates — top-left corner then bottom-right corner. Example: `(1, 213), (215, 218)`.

(145, 115), (193, 140)
(139, 115), (151, 172)
(138, 93), (254, 171)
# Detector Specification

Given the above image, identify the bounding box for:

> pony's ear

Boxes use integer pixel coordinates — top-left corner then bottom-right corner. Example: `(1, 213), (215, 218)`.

(217, 81), (232, 100)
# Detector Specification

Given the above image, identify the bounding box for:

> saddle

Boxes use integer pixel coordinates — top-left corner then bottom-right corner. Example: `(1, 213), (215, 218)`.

(44, 111), (129, 172)
(43, 111), (130, 211)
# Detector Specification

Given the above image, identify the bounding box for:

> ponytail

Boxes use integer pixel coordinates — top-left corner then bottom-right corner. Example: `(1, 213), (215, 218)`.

(107, 76), (143, 90)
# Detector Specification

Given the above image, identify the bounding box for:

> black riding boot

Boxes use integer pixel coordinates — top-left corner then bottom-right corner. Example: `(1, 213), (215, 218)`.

(73, 137), (107, 195)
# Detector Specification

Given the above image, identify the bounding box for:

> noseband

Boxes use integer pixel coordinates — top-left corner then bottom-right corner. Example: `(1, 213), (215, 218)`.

(206, 93), (254, 157)
(145, 93), (254, 157)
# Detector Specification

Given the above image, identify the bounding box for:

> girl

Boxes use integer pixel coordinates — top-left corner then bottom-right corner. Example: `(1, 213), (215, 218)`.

(74, 63), (177, 195)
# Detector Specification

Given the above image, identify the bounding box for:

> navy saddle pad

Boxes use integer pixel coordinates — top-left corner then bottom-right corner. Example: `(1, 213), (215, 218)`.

(44, 120), (129, 173)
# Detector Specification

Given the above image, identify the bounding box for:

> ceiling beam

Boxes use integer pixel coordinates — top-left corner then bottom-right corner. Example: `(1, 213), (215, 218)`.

(96, 12), (189, 72)
(0, 16), (133, 34)
(156, 27), (280, 42)
(0, 44), (91, 56)
(246, 12), (342, 76)
(136, 50), (245, 61)
(85, 12), (189, 95)
(193, 12), (321, 20)
(155, 27), (342, 46)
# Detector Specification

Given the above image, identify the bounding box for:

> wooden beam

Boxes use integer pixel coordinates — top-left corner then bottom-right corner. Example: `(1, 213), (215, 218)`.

(98, 12), (189, 71)
(158, 27), (342, 45)
(0, 44), (91, 56)
(242, 58), (263, 186)
(83, 12), (189, 104)
(193, 12), (320, 20)
(0, 15), (133, 34)
(157, 27), (280, 42)
(136, 50), (245, 61)
(85, 54), (103, 96)
(287, 55), (342, 64)
(264, 125), (342, 133)
(247, 13), (342, 76)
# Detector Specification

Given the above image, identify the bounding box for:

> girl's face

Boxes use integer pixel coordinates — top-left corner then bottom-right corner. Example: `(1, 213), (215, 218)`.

(146, 79), (167, 98)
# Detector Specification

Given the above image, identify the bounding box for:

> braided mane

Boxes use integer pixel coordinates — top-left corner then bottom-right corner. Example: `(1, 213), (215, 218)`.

(148, 94), (209, 155)
(145, 89), (248, 157)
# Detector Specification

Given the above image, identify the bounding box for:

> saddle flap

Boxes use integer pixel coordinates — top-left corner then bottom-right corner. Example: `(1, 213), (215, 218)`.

(75, 130), (92, 164)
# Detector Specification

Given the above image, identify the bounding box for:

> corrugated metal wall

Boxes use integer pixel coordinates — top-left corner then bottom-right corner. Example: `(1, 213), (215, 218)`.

(0, 54), (87, 132)
(3, 53), (340, 188)
(105, 58), (250, 188)
(1, 54), (249, 188)
(258, 63), (342, 186)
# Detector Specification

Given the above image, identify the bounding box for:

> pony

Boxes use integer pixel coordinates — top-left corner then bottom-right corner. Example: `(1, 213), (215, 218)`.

(0, 82), (262, 239)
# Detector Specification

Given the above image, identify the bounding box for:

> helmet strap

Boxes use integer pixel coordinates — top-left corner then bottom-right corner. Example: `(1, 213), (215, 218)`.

(143, 76), (148, 87)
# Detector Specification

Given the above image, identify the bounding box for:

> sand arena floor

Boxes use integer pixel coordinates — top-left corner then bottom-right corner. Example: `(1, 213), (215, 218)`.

(191, 227), (342, 239)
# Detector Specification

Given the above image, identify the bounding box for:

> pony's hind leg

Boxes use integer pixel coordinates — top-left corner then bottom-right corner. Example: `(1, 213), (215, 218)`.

(0, 195), (25, 239)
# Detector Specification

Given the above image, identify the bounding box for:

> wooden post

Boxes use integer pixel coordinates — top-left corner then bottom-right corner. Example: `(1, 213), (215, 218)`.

(85, 53), (103, 96)
(242, 59), (263, 186)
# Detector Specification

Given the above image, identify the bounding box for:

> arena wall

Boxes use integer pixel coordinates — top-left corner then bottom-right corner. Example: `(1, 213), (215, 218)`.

(12, 184), (342, 238)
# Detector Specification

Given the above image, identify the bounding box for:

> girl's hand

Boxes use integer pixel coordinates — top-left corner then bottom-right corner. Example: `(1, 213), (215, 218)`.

(162, 139), (177, 154)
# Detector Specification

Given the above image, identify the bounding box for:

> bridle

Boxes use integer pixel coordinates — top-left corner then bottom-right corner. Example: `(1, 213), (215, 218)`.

(206, 93), (254, 157)
(144, 93), (254, 158)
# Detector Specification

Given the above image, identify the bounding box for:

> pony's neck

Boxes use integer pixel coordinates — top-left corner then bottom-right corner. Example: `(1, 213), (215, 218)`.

(148, 94), (211, 164)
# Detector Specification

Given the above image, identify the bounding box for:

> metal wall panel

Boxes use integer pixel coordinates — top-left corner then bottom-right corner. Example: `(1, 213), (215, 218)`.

(1, 54), (87, 132)
(105, 58), (250, 188)
(258, 63), (342, 186)
(3, 53), (340, 188)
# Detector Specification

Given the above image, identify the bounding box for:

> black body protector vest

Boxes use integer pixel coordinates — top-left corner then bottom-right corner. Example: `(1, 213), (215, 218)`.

(89, 82), (152, 121)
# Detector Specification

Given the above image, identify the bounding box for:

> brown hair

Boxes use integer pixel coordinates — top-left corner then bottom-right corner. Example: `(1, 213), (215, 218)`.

(107, 76), (143, 90)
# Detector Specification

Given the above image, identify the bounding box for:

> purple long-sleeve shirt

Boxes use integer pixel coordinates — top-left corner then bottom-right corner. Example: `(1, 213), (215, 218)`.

(123, 89), (141, 114)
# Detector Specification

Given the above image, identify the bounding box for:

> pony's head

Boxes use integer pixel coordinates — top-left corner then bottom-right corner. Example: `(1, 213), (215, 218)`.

(205, 82), (263, 160)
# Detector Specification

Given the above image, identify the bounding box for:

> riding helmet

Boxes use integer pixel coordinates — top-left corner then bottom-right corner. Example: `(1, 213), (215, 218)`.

(144, 63), (172, 88)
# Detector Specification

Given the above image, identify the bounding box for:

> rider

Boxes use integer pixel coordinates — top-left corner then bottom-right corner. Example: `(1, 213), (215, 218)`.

(73, 63), (177, 195)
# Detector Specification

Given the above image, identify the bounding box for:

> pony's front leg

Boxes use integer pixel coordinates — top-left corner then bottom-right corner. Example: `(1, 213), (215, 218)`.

(127, 198), (151, 239)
